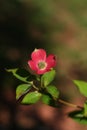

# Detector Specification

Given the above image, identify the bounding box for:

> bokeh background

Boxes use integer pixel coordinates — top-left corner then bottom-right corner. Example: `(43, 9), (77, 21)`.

(1, 0), (87, 130)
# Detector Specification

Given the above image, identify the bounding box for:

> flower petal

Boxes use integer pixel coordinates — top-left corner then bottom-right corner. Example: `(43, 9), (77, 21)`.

(28, 60), (37, 71)
(46, 54), (56, 69)
(36, 68), (48, 75)
(31, 49), (46, 62)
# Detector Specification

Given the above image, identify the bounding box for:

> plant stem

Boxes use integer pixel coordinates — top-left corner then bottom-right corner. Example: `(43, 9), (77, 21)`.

(30, 81), (39, 90)
(58, 99), (83, 109)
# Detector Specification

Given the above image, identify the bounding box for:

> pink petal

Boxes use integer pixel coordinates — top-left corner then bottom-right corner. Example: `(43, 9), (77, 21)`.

(46, 54), (56, 69)
(31, 49), (46, 62)
(28, 60), (37, 71)
(36, 68), (48, 74)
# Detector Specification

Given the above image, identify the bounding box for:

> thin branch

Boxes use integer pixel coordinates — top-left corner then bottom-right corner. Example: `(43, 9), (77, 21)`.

(58, 99), (83, 109)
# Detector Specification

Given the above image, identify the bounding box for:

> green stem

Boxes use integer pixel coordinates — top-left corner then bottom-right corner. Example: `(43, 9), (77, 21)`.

(58, 99), (83, 109)
(30, 81), (39, 90)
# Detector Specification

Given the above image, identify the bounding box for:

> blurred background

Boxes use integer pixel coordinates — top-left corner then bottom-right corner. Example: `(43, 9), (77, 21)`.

(1, 0), (87, 130)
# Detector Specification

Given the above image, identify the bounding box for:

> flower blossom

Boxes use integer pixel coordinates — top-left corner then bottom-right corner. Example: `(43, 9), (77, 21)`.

(28, 48), (56, 74)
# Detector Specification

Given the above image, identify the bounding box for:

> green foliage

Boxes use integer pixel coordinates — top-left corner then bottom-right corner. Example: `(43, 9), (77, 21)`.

(69, 110), (87, 124)
(41, 94), (52, 105)
(69, 100), (87, 124)
(21, 91), (42, 104)
(6, 68), (59, 106)
(16, 84), (32, 100)
(41, 94), (58, 107)
(73, 80), (87, 97)
(84, 101), (87, 117)
(6, 68), (33, 83)
(46, 85), (59, 99)
(41, 69), (56, 87)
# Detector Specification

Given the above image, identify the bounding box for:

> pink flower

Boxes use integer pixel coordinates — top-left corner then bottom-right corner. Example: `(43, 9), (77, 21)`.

(28, 49), (56, 75)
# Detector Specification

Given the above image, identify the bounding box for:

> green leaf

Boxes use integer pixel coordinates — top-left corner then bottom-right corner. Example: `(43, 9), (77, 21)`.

(41, 94), (52, 105)
(16, 84), (32, 100)
(69, 110), (87, 124)
(73, 80), (87, 97)
(21, 91), (42, 104)
(6, 68), (30, 83)
(41, 94), (57, 107)
(84, 101), (87, 117)
(41, 69), (56, 87)
(46, 85), (59, 99)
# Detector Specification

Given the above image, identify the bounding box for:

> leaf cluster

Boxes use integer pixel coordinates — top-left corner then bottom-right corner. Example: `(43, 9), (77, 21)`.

(69, 80), (87, 124)
(7, 68), (87, 124)
(7, 68), (59, 107)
